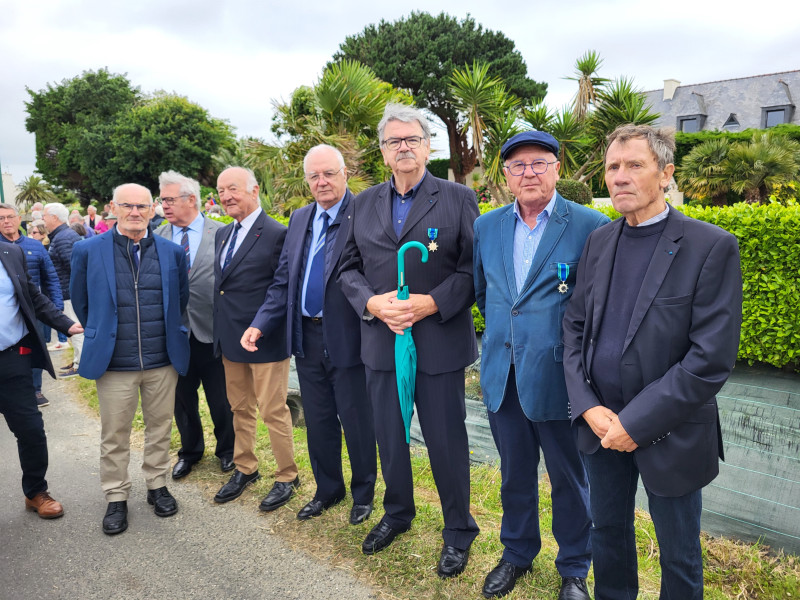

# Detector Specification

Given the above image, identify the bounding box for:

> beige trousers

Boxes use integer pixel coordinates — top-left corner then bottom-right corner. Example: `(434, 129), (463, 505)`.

(62, 299), (84, 366)
(96, 365), (178, 501)
(222, 357), (297, 481)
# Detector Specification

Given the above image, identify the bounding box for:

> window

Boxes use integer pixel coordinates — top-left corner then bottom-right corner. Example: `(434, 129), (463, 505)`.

(766, 109), (785, 127)
(761, 105), (795, 128)
(723, 114), (740, 130)
(677, 114), (706, 132)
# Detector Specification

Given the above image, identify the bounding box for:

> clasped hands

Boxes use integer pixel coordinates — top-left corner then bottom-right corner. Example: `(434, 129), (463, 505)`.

(582, 405), (639, 452)
(366, 291), (437, 335)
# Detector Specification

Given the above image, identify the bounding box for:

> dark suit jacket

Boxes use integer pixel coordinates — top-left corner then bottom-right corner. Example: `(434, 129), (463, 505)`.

(69, 230), (191, 380)
(562, 207), (743, 497)
(0, 244), (74, 378)
(213, 210), (288, 364)
(250, 191), (361, 368)
(338, 171), (479, 374)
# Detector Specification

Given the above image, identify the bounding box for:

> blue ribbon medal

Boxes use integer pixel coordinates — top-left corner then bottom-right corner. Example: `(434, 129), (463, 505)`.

(427, 228), (439, 252)
(556, 262), (570, 294)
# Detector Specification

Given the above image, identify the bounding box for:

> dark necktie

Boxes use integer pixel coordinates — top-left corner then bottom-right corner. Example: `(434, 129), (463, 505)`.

(132, 243), (140, 271)
(180, 226), (191, 271)
(222, 222), (242, 271)
(303, 212), (329, 317)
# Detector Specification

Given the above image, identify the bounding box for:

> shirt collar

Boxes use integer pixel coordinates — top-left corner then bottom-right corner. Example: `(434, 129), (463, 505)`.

(390, 172), (426, 198)
(636, 203), (670, 227)
(238, 206), (262, 230)
(512, 190), (557, 225)
(314, 193), (345, 223)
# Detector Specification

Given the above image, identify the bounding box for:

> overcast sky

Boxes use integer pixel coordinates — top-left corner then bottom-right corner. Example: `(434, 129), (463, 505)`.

(1, 0), (797, 186)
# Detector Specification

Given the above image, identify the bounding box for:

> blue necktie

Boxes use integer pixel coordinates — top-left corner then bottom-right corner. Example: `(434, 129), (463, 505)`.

(132, 243), (140, 271)
(180, 226), (191, 271)
(304, 212), (329, 317)
(222, 222), (242, 271)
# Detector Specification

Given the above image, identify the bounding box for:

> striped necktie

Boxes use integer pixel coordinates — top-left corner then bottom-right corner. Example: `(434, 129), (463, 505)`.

(222, 222), (242, 271)
(180, 226), (191, 271)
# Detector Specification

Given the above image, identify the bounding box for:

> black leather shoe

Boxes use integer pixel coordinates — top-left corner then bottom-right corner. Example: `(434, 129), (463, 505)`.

(438, 543), (471, 578)
(297, 494), (344, 520)
(259, 476), (300, 512)
(220, 456), (235, 472)
(349, 503), (373, 525)
(102, 501), (128, 535)
(214, 469), (260, 503)
(482, 559), (532, 598)
(558, 576), (590, 600)
(171, 458), (194, 480)
(146, 486), (178, 517)
(361, 519), (409, 555)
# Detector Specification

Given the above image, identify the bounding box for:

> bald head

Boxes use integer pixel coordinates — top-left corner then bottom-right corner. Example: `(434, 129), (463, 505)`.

(111, 183), (154, 242)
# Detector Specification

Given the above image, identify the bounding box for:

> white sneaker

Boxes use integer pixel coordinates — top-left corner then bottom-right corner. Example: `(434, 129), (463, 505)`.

(47, 342), (67, 351)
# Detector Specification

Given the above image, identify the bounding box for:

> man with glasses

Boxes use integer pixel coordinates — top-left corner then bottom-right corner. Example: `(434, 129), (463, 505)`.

(155, 171), (234, 480)
(473, 131), (608, 599)
(70, 183), (190, 535)
(241, 145), (376, 525)
(339, 104), (480, 578)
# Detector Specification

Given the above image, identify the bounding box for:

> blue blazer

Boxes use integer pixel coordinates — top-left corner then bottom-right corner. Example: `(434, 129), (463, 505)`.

(474, 193), (609, 421)
(250, 190), (361, 368)
(69, 230), (190, 381)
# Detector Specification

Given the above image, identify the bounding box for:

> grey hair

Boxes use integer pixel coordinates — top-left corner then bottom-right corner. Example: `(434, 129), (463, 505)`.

(378, 104), (431, 144)
(111, 183), (153, 205)
(606, 125), (676, 172)
(303, 144), (346, 173)
(159, 170), (202, 210)
(0, 203), (19, 215)
(223, 166), (259, 193)
(43, 202), (69, 223)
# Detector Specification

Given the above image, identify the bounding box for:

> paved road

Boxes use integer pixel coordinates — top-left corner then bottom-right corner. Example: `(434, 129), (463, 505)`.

(0, 372), (377, 600)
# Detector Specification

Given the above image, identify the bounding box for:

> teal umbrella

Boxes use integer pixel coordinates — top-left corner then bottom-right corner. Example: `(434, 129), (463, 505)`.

(395, 241), (429, 444)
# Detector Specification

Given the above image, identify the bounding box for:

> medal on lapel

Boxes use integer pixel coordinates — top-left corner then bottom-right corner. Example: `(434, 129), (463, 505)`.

(427, 228), (439, 252)
(556, 262), (570, 294)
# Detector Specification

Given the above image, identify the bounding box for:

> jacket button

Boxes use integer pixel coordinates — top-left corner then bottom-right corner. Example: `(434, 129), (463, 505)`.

(590, 338), (594, 345)
(511, 310), (519, 316)
(585, 378), (591, 384)
(504, 342), (511, 349)
(220, 290), (224, 295)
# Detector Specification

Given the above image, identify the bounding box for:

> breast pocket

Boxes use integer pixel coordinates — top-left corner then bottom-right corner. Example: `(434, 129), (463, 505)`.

(651, 292), (693, 307)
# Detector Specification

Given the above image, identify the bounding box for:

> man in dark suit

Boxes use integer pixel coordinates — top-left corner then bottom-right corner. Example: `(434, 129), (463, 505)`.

(0, 236), (81, 518)
(70, 183), (191, 535)
(338, 104), (480, 578)
(562, 125), (743, 600)
(242, 145), (376, 525)
(156, 171), (234, 479)
(212, 166), (299, 511)
(474, 132), (608, 600)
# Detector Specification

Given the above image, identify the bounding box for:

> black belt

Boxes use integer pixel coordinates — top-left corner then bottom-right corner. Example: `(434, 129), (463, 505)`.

(302, 316), (323, 323)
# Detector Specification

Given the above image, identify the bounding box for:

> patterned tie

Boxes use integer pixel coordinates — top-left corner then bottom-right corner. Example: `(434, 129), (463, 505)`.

(132, 243), (140, 271)
(303, 212), (329, 317)
(180, 226), (191, 271)
(222, 222), (242, 271)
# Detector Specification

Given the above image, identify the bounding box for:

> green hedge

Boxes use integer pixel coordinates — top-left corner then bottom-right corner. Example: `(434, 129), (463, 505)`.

(427, 158), (450, 180)
(474, 201), (800, 370)
(675, 124), (800, 170)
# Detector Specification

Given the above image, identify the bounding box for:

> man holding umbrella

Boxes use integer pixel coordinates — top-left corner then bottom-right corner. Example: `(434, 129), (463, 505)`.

(339, 103), (480, 578)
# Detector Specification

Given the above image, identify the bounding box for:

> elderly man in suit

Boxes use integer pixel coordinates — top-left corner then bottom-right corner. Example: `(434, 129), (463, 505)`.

(338, 104), (480, 578)
(212, 166), (299, 511)
(156, 171), (234, 479)
(563, 125), (742, 600)
(0, 237), (82, 519)
(70, 183), (190, 535)
(474, 131), (609, 600)
(241, 145), (377, 524)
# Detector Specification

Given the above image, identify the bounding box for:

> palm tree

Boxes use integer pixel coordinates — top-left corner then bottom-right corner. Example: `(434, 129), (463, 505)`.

(724, 132), (800, 203)
(565, 50), (610, 121)
(676, 138), (731, 205)
(16, 175), (58, 209)
(548, 108), (587, 178)
(521, 102), (553, 132)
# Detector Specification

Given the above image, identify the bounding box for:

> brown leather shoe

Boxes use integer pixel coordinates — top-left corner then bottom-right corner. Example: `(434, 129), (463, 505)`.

(25, 491), (64, 519)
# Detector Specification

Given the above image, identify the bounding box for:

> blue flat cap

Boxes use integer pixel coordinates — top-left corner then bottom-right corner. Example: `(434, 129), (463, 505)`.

(501, 131), (560, 160)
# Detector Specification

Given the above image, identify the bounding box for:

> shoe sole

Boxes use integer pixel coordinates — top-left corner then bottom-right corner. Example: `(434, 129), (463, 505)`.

(103, 522), (128, 535)
(25, 505), (64, 519)
(37, 402), (50, 408)
(214, 475), (260, 504)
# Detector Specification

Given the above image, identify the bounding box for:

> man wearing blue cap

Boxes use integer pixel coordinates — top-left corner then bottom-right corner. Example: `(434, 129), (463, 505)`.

(474, 131), (609, 599)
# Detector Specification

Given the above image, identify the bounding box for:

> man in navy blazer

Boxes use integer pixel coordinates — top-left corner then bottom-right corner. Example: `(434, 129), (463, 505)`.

(70, 183), (190, 535)
(242, 145), (376, 525)
(339, 104), (480, 578)
(563, 125), (742, 599)
(474, 131), (608, 600)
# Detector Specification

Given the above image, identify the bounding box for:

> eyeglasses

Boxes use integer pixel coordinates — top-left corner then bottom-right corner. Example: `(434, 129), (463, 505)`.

(160, 194), (189, 206)
(305, 167), (344, 183)
(382, 136), (426, 150)
(115, 203), (152, 213)
(504, 160), (558, 176)
(0, 215), (19, 222)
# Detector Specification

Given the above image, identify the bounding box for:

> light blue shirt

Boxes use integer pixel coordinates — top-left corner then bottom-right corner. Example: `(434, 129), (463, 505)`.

(301, 197), (344, 317)
(170, 212), (204, 267)
(219, 207), (262, 270)
(512, 192), (557, 296)
(0, 258), (28, 350)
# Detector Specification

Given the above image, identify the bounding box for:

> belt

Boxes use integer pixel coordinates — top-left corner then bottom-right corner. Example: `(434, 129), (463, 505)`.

(302, 316), (323, 323)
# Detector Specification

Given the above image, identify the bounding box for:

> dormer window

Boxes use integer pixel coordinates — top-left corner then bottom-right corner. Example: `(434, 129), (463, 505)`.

(761, 105), (795, 128)
(723, 114), (740, 130)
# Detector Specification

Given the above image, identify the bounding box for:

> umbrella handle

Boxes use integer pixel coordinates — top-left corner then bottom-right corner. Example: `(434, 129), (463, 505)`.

(397, 241), (429, 289)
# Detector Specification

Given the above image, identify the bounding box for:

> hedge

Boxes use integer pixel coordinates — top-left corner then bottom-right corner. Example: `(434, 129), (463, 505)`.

(473, 201), (800, 371)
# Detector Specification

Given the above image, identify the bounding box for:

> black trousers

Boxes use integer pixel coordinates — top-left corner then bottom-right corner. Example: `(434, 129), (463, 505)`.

(174, 334), (234, 463)
(365, 366), (480, 550)
(0, 345), (49, 499)
(295, 318), (376, 505)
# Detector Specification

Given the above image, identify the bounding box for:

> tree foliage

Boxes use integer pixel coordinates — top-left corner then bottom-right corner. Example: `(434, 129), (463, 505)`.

(15, 175), (58, 209)
(334, 12), (546, 184)
(565, 50), (609, 121)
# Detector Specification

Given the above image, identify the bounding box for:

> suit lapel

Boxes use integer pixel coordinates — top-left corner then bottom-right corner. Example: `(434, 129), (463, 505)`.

(399, 173), (437, 242)
(500, 208), (518, 298)
(191, 217), (216, 282)
(622, 211), (683, 353)
(324, 191), (352, 287)
(517, 195), (569, 301)
(100, 232), (117, 305)
(372, 182), (398, 244)
(221, 211), (264, 279)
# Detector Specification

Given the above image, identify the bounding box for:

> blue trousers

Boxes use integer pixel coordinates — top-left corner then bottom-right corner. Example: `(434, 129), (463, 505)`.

(488, 372), (591, 575)
(583, 447), (703, 600)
